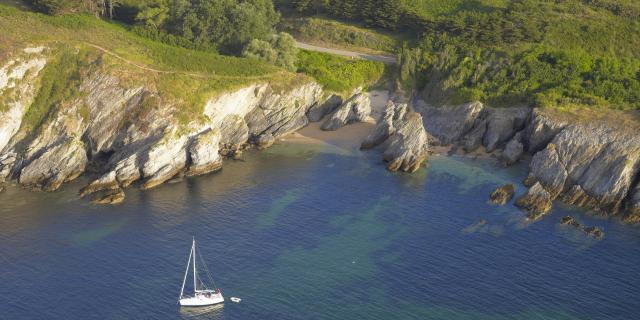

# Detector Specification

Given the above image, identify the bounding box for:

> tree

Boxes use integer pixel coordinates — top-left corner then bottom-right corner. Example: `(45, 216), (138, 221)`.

(242, 32), (298, 71)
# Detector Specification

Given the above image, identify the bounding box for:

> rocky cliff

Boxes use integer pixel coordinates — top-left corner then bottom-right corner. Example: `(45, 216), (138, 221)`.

(0, 45), (325, 203)
(415, 101), (640, 222)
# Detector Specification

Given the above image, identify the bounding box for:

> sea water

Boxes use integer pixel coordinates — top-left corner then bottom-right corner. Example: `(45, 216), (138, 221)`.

(1, 139), (639, 319)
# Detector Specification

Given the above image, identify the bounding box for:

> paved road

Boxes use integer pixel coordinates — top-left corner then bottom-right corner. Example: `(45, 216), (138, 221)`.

(295, 41), (397, 64)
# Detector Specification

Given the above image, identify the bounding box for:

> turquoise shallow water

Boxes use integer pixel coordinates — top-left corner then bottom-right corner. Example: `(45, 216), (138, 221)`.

(1, 139), (640, 319)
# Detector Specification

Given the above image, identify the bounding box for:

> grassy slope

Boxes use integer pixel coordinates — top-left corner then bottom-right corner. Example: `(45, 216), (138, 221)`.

(0, 4), (389, 124)
(279, 16), (403, 54)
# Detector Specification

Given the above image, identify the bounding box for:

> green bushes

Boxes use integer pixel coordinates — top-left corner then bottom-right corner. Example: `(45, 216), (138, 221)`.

(126, 0), (280, 54)
(296, 50), (385, 93)
(401, 40), (640, 110)
(242, 32), (298, 71)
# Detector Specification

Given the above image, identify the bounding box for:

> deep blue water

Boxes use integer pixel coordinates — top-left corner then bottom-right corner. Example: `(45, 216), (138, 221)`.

(1, 139), (640, 320)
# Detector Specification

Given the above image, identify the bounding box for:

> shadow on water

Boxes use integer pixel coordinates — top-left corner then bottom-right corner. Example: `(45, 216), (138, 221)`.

(179, 304), (224, 319)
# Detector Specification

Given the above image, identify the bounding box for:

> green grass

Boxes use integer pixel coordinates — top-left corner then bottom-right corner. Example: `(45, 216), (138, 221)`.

(402, 0), (508, 18)
(296, 50), (386, 94)
(21, 45), (85, 132)
(0, 4), (307, 127)
(0, 5), (281, 78)
(279, 16), (401, 54)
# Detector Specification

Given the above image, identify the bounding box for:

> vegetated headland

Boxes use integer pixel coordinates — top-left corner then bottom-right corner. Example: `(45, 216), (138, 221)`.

(0, 0), (639, 226)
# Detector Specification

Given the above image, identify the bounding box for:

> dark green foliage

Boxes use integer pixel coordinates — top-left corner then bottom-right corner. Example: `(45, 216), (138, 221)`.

(29, 0), (281, 55)
(402, 38), (640, 109)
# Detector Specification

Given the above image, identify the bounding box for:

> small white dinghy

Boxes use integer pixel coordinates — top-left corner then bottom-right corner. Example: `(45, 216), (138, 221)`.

(230, 297), (242, 303)
(179, 238), (224, 307)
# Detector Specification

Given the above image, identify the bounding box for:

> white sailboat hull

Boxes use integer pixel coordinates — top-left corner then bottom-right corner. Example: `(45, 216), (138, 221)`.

(179, 293), (224, 307)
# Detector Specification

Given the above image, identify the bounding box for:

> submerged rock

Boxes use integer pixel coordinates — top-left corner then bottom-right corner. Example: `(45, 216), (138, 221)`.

(462, 219), (487, 234)
(321, 91), (371, 131)
(515, 182), (553, 220)
(490, 184), (515, 205)
(559, 215), (605, 239)
(90, 187), (125, 205)
(583, 226), (605, 239)
(560, 215), (581, 228)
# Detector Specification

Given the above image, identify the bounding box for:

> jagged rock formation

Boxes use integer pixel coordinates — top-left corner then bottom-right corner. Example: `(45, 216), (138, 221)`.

(361, 101), (429, 173)
(490, 184), (515, 205)
(501, 132), (524, 165)
(515, 182), (553, 220)
(321, 91), (371, 131)
(307, 94), (342, 122)
(415, 100), (640, 223)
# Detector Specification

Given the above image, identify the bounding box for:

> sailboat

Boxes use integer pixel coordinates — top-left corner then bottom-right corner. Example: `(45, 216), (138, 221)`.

(179, 238), (224, 307)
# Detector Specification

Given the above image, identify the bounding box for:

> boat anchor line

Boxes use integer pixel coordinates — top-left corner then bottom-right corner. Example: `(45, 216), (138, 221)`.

(178, 237), (225, 307)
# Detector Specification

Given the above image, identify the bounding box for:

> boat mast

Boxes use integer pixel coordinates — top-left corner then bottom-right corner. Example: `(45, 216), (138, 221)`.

(193, 237), (197, 293)
(179, 240), (194, 300)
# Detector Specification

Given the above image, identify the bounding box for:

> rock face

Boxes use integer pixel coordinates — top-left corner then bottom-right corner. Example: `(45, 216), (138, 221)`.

(361, 101), (429, 172)
(525, 122), (640, 215)
(415, 100), (640, 223)
(0, 46), (326, 203)
(515, 182), (553, 220)
(307, 94), (342, 122)
(490, 184), (515, 205)
(321, 91), (371, 131)
(501, 132), (524, 165)
(418, 101), (486, 144)
(187, 130), (222, 176)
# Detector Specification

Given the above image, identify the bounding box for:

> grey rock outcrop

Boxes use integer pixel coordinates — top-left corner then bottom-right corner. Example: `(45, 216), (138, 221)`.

(383, 112), (429, 172)
(321, 91), (371, 131)
(361, 101), (429, 173)
(307, 94), (342, 122)
(187, 130), (222, 176)
(361, 101), (397, 149)
(523, 109), (567, 153)
(526, 122), (640, 215)
(419, 101), (486, 144)
(525, 143), (567, 197)
(482, 107), (529, 152)
(501, 132), (524, 165)
(515, 182), (553, 220)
